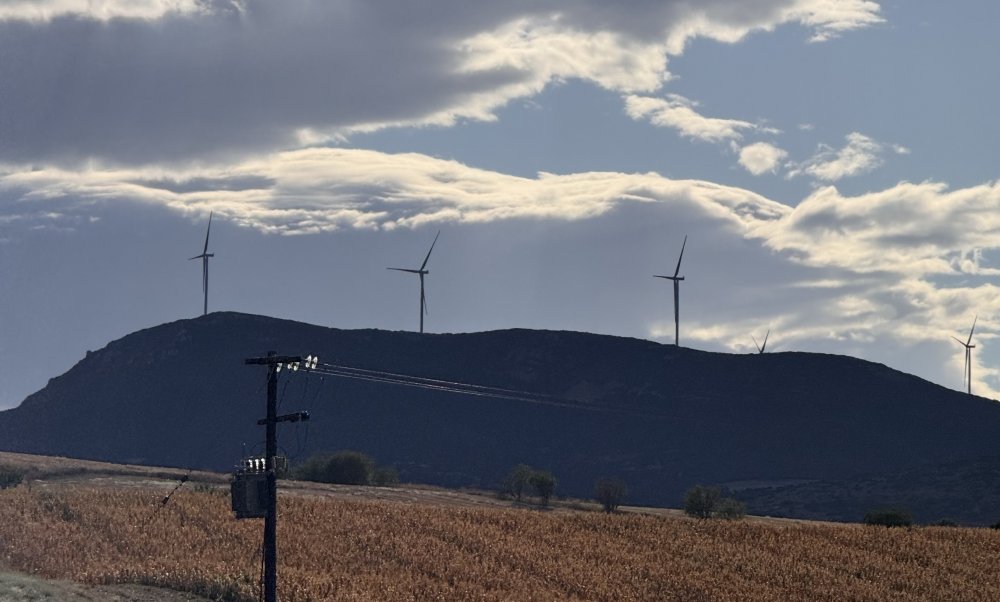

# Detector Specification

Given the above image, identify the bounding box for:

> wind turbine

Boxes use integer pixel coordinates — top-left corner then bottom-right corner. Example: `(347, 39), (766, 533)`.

(952, 316), (977, 395)
(388, 230), (440, 334)
(751, 329), (770, 354)
(189, 211), (214, 316)
(654, 235), (687, 346)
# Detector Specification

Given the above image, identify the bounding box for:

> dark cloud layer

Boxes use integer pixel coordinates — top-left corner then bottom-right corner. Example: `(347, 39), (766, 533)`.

(0, 0), (881, 164)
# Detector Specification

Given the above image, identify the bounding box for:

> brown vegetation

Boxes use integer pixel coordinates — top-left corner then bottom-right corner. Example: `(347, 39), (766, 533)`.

(2, 481), (1000, 601)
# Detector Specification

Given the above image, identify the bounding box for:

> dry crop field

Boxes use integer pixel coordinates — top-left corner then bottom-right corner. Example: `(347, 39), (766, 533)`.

(2, 481), (1000, 601)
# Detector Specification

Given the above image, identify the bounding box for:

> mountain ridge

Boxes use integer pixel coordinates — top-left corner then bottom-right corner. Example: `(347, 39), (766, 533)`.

(2, 311), (998, 523)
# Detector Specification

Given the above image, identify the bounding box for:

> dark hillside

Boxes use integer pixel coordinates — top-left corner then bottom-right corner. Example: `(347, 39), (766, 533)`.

(1, 312), (998, 521)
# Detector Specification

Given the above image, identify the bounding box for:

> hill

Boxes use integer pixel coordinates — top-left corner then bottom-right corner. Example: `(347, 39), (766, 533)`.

(1, 311), (999, 523)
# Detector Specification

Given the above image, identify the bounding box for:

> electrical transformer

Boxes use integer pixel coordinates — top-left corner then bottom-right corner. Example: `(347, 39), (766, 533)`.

(231, 472), (268, 519)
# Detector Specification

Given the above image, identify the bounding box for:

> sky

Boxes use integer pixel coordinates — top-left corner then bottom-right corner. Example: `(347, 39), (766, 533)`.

(0, 0), (998, 409)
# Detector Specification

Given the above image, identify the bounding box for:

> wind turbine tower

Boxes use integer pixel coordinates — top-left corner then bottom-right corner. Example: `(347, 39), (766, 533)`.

(752, 329), (770, 354)
(189, 211), (215, 316)
(952, 316), (977, 395)
(654, 235), (687, 346)
(388, 231), (440, 334)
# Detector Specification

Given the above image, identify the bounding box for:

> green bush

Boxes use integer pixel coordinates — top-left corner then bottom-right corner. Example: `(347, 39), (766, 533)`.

(863, 507), (913, 527)
(683, 485), (721, 519)
(294, 451), (376, 485)
(595, 478), (628, 513)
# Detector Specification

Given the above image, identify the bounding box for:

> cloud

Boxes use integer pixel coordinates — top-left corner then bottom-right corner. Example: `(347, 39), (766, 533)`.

(738, 142), (789, 175)
(0, 147), (790, 235)
(0, 0), (884, 164)
(625, 94), (761, 143)
(752, 180), (1000, 276)
(781, 0), (884, 42)
(789, 132), (886, 181)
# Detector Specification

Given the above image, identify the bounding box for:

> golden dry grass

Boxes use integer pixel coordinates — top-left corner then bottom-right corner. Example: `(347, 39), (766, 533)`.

(1, 484), (1000, 601)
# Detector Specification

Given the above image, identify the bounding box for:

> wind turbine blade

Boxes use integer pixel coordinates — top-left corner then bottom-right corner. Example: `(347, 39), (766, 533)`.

(420, 230), (441, 271)
(203, 211), (213, 255)
(672, 235), (687, 278)
(967, 315), (978, 345)
(388, 267), (421, 274)
(751, 335), (761, 353)
(421, 285), (428, 315)
(951, 336), (967, 346)
(762, 329), (770, 353)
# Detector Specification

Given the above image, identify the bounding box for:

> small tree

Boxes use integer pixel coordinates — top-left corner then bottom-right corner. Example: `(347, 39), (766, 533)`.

(595, 478), (628, 513)
(503, 464), (534, 501)
(530, 470), (557, 506)
(684, 485), (721, 519)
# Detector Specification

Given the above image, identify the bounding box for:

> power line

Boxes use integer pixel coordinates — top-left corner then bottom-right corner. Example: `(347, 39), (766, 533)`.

(304, 362), (673, 418)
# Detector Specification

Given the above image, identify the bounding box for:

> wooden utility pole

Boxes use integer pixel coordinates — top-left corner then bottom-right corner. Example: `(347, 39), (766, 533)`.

(245, 352), (304, 602)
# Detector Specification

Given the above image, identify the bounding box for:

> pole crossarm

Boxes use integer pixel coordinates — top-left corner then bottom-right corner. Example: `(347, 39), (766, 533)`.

(257, 411), (310, 426)
(245, 355), (302, 366)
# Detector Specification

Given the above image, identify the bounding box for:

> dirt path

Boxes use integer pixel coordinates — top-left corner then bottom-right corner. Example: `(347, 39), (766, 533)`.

(0, 571), (214, 602)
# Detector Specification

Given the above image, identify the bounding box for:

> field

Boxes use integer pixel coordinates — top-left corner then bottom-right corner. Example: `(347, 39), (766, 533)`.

(2, 454), (1000, 601)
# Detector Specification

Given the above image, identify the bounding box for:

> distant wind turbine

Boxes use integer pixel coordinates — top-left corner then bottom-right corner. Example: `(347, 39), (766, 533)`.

(189, 211), (214, 316)
(751, 329), (770, 354)
(654, 235), (687, 346)
(388, 231), (440, 334)
(952, 316), (977, 395)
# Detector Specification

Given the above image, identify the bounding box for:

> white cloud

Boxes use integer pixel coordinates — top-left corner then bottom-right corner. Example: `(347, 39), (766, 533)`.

(625, 94), (760, 143)
(790, 132), (885, 181)
(781, 0), (884, 41)
(0, 148), (790, 235)
(738, 142), (789, 175)
(751, 180), (1000, 276)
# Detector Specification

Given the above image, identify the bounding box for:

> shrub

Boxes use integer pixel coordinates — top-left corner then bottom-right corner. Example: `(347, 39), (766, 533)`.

(529, 470), (557, 506)
(0, 467), (24, 490)
(595, 478), (628, 513)
(373, 466), (400, 487)
(294, 451), (376, 485)
(684, 485), (721, 519)
(863, 508), (913, 528)
(716, 497), (746, 520)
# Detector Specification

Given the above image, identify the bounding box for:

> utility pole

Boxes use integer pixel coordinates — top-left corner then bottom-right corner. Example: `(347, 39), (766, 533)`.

(245, 351), (306, 602)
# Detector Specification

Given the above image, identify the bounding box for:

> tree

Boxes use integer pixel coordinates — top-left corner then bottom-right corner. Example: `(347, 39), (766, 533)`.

(294, 450), (375, 485)
(530, 470), (557, 506)
(595, 478), (628, 513)
(683, 485), (721, 519)
(503, 464), (534, 501)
